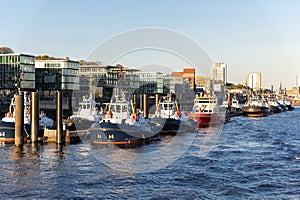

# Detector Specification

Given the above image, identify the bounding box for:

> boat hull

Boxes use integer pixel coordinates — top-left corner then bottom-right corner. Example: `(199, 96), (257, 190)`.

(243, 106), (270, 117)
(90, 122), (160, 145)
(70, 118), (97, 131)
(286, 104), (294, 111)
(150, 118), (195, 135)
(229, 107), (243, 117)
(0, 121), (31, 143)
(270, 105), (282, 113)
(188, 112), (226, 128)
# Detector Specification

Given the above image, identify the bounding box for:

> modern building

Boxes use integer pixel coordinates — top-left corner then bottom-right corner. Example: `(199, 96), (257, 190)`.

(35, 59), (80, 92)
(210, 62), (227, 84)
(195, 75), (211, 93)
(172, 68), (195, 91)
(296, 75), (300, 88)
(135, 72), (164, 94)
(78, 64), (140, 102)
(246, 72), (262, 91)
(163, 74), (175, 94)
(0, 53), (35, 90)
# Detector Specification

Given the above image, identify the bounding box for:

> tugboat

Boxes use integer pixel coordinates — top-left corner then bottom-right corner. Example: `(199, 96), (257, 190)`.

(243, 95), (270, 117)
(278, 96), (294, 111)
(268, 98), (282, 113)
(0, 93), (54, 143)
(150, 95), (195, 135)
(188, 93), (226, 128)
(90, 90), (161, 146)
(69, 96), (102, 131)
(229, 97), (243, 116)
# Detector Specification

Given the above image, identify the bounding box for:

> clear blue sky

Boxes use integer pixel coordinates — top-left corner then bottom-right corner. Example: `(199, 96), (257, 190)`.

(1, 0), (300, 89)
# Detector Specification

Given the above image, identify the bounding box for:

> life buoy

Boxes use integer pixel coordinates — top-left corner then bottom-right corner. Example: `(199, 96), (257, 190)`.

(132, 113), (138, 120)
(106, 112), (112, 118)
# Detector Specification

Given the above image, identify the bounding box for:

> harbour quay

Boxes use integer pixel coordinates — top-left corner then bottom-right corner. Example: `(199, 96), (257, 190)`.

(0, 52), (299, 146)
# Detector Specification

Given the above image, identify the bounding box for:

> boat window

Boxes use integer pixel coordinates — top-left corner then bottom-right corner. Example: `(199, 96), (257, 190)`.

(199, 101), (210, 103)
(122, 105), (127, 112)
(111, 105), (115, 112)
(116, 105), (121, 112)
(164, 104), (168, 110)
(159, 104), (163, 110)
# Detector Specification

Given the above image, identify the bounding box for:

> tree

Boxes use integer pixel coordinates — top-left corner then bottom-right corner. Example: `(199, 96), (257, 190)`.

(0, 47), (14, 54)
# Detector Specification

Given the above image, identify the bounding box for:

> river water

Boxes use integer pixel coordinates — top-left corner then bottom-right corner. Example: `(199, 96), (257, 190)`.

(0, 108), (299, 199)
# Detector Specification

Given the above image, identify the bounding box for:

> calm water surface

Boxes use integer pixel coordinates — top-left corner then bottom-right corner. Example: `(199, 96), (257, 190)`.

(0, 108), (299, 199)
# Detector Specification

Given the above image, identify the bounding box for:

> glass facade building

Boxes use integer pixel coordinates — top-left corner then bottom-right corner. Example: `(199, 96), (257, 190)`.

(0, 53), (35, 89)
(135, 72), (164, 94)
(35, 59), (80, 91)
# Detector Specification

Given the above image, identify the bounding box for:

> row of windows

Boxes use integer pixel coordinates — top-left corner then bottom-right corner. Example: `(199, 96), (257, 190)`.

(0, 64), (35, 73)
(66, 62), (79, 69)
(0, 80), (35, 89)
(42, 62), (79, 70)
(80, 68), (107, 73)
(62, 76), (79, 83)
(0, 55), (35, 65)
(62, 69), (79, 76)
(36, 82), (80, 90)
(44, 63), (61, 68)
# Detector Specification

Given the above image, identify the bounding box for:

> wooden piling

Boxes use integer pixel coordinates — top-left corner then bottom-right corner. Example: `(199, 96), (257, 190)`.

(227, 92), (231, 106)
(155, 94), (159, 111)
(143, 94), (148, 118)
(133, 94), (137, 107)
(15, 93), (24, 146)
(139, 94), (143, 110)
(56, 90), (62, 144)
(68, 91), (72, 116)
(30, 92), (39, 143)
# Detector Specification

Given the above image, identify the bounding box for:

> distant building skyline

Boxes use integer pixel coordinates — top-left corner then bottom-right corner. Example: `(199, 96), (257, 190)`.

(210, 62), (227, 84)
(297, 75), (300, 88)
(246, 72), (262, 91)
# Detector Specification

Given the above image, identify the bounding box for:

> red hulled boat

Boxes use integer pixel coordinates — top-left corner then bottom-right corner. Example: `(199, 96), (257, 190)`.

(188, 94), (226, 128)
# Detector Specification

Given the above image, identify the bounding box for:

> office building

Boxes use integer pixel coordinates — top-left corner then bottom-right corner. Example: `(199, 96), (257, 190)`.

(210, 62), (227, 84)
(0, 53), (35, 90)
(246, 72), (261, 91)
(35, 59), (80, 91)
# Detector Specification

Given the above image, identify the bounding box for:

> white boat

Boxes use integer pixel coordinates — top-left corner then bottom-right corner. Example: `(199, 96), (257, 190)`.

(70, 96), (102, 130)
(277, 96), (294, 111)
(150, 95), (195, 135)
(0, 92), (54, 143)
(188, 94), (226, 128)
(243, 96), (270, 117)
(230, 97), (243, 116)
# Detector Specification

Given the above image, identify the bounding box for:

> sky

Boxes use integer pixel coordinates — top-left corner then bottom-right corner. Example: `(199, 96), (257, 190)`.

(1, 0), (300, 89)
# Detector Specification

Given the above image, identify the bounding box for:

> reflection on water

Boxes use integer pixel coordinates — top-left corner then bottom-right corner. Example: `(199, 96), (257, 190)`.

(0, 107), (299, 198)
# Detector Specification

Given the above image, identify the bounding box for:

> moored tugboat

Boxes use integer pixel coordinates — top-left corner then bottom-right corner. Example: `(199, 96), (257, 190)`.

(150, 95), (195, 135)
(90, 90), (161, 146)
(243, 96), (270, 117)
(188, 93), (226, 128)
(0, 93), (54, 143)
(69, 96), (102, 131)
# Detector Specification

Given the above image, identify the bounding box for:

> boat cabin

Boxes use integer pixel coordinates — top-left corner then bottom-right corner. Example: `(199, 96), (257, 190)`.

(192, 96), (217, 114)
